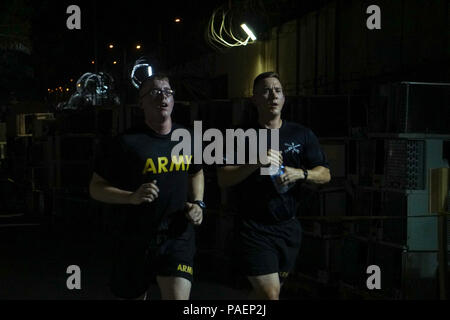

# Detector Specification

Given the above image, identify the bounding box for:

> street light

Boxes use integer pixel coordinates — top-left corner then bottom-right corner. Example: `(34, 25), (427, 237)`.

(105, 42), (144, 80)
(105, 42), (144, 113)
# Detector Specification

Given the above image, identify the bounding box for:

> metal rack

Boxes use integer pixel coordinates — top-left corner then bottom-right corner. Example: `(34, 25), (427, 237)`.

(291, 89), (450, 298)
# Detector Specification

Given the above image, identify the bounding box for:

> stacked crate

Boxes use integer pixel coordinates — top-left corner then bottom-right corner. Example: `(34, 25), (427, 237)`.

(287, 83), (449, 299)
(290, 94), (368, 295)
(50, 106), (119, 227)
(7, 105), (119, 225)
(337, 82), (450, 299)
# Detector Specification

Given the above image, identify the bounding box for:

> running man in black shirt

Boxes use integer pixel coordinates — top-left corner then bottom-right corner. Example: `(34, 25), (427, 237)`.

(89, 60), (205, 300)
(217, 72), (330, 300)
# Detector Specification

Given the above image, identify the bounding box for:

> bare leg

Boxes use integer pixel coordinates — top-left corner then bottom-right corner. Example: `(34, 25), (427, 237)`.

(247, 273), (281, 300)
(157, 276), (192, 300)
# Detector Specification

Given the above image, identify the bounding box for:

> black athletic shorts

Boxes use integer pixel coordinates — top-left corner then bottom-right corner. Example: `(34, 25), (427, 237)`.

(110, 217), (196, 299)
(237, 217), (302, 282)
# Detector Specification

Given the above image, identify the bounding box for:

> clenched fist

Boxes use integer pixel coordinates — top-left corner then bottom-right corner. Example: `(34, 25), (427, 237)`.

(128, 180), (160, 205)
(184, 202), (203, 226)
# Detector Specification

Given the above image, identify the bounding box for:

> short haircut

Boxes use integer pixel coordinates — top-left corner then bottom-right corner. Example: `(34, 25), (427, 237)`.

(139, 73), (170, 95)
(252, 72), (281, 94)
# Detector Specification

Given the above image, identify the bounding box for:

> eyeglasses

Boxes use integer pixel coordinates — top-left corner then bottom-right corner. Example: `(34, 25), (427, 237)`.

(142, 88), (175, 98)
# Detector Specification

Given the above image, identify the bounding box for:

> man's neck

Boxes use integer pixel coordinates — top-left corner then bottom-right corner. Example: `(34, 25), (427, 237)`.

(145, 118), (172, 135)
(258, 115), (282, 129)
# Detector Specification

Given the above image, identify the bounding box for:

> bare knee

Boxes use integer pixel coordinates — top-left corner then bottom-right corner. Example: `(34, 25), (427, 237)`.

(256, 285), (280, 300)
(157, 276), (191, 300)
(248, 273), (281, 300)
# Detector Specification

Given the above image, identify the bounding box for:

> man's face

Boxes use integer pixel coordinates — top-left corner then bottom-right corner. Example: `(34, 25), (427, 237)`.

(139, 78), (174, 121)
(252, 77), (285, 117)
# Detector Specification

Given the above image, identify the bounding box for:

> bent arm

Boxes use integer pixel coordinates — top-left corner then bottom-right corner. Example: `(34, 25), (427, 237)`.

(217, 164), (260, 188)
(188, 169), (204, 202)
(280, 165), (331, 187)
(297, 166), (330, 185)
(307, 166), (331, 184)
(89, 172), (132, 204)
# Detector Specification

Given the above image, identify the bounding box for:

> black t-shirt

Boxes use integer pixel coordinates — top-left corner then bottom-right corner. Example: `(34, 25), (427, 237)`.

(94, 123), (202, 236)
(229, 120), (329, 224)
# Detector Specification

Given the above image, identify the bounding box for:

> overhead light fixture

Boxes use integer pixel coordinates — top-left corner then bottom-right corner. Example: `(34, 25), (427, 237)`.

(206, 5), (258, 50)
(136, 45), (142, 50)
(174, 18), (182, 23)
(240, 23), (257, 41)
(113, 61), (117, 65)
(91, 60), (95, 64)
(109, 44), (114, 49)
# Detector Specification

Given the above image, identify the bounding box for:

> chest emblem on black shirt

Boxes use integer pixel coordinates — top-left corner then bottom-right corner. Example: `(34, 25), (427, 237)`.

(142, 155), (192, 174)
(284, 142), (301, 154)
